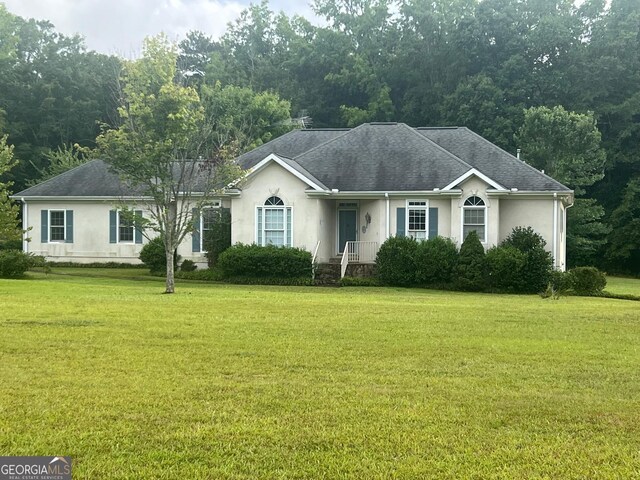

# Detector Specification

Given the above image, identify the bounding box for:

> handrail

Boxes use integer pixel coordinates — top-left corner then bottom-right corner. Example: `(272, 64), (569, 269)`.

(340, 244), (350, 279)
(312, 240), (321, 265)
(341, 241), (378, 278)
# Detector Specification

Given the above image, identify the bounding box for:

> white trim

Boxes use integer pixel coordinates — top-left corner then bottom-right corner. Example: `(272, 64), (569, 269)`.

(405, 199), (430, 240)
(306, 190), (462, 198)
(21, 198), (28, 252)
(255, 197), (293, 247)
(553, 193), (558, 268)
(246, 154), (327, 192)
(385, 193), (390, 240)
(48, 209), (67, 243)
(443, 168), (506, 191)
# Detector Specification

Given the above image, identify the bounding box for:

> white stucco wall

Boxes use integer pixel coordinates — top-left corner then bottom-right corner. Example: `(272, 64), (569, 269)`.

(231, 162), (319, 253)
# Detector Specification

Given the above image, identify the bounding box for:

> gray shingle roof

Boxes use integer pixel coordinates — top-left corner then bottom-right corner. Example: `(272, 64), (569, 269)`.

(15, 123), (570, 198)
(14, 159), (139, 197)
(417, 127), (570, 191)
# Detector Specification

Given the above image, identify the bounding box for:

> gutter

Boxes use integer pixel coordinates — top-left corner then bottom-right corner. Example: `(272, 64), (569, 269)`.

(553, 193), (558, 269)
(385, 193), (390, 240)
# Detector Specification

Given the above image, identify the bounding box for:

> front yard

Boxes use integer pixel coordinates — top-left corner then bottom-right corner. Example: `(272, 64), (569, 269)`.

(1, 272), (639, 479)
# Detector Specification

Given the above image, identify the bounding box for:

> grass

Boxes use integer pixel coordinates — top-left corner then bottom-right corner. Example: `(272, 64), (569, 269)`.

(1, 273), (639, 479)
(605, 275), (640, 296)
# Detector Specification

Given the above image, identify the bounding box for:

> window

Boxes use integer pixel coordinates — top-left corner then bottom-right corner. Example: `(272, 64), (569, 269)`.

(118, 212), (134, 243)
(200, 207), (218, 251)
(462, 196), (486, 242)
(256, 196), (292, 247)
(49, 210), (66, 241)
(407, 201), (428, 240)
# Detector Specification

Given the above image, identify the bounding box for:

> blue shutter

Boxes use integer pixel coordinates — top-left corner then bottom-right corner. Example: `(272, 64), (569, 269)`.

(428, 207), (438, 239)
(286, 207), (292, 247)
(256, 207), (263, 245)
(41, 210), (48, 243)
(109, 210), (117, 243)
(192, 208), (200, 252)
(396, 208), (406, 237)
(65, 210), (74, 243)
(134, 210), (143, 244)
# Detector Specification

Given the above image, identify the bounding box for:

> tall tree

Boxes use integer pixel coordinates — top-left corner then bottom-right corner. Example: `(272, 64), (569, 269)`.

(0, 135), (22, 247)
(97, 35), (239, 294)
(515, 106), (608, 266)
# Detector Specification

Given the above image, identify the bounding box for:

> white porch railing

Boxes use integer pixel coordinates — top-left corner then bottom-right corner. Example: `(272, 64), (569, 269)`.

(340, 241), (378, 278)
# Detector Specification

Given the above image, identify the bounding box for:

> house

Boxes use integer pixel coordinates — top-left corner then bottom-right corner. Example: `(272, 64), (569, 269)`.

(13, 122), (573, 273)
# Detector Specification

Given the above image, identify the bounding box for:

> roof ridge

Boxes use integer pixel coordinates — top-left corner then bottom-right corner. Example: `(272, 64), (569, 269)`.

(15, 158), (102, 196)
(459, 127), (570, 190)
(292, 124), (358, 161)
(399, 123), (474, 172)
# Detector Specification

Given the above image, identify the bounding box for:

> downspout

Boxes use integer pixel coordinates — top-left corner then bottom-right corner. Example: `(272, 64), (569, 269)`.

(564, 198), (574, 272)
(553, 193), (558, 269)
(21, 197), (28, 253)
(385, 192), (390, 240)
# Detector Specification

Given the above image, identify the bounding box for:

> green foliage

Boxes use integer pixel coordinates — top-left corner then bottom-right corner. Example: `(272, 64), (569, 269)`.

(339, 276), (380, 287)
(501, 227), (554, 293)
(180, 259), (197, 272)
(606, 178), (640, 275)
(570, 267), (607, 296)
(548, 270), (575, 293)
(203, 209), (231, 267)
(486, 246), (527, 293)
(217, 244), (312, 279)
(28, 143), (94, 186)
(414, 236), (458, 286)
(456, 231), (487, 292)
(175, 267), (224, 282)
(0, 249), (32, 278)
(375, 236), (418, 287)
(0, 136), (22, 246)
(139, 237), (179, 275)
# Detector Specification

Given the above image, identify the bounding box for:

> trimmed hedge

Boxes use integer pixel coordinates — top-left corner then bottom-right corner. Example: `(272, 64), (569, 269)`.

(415, 236), (458, 286)
(456, 231), (487, 291)
(139, 237), (179, 275)
(500, 226), (553, 293)
(217, 244), (312, 279)
(203, 209), (231, 267)
(570, 266), (606, 296)
(486, 246), (527, 292)
(375, 236), (418, 286)
(175, 267), (224, 282)
(340, 276), (381, 287)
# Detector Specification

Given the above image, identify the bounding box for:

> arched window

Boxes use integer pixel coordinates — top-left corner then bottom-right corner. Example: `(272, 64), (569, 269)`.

(256, 196), (292, 247)
(463, 196), (486, 242)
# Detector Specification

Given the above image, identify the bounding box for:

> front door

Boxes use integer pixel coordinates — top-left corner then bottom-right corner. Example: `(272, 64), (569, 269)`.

(338, 209), (358, 253)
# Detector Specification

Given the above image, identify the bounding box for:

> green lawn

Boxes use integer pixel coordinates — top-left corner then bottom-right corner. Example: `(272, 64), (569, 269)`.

(606, 275), (640, 296)
(1, 273), (639, 479)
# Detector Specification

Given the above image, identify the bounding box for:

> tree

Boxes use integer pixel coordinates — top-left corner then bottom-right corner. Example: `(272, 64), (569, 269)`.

(456, 230), (487, 291)
(515, 106), (608, 266)
(606, 178), (640, 274)
(0, 136), (22, 247)
(28, 143), (94, 186)
(97, 35), (240, 294)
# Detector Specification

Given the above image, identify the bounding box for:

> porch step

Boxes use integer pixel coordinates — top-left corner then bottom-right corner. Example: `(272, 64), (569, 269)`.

(328, 256), (342, 264)
(314, 262), (341, 286)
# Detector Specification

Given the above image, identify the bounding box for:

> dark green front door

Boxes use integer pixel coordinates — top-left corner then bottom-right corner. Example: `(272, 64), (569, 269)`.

(338, 209), (357, 253)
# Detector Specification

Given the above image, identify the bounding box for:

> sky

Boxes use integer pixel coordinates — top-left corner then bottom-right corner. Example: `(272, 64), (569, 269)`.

(2, 0), (318, 57)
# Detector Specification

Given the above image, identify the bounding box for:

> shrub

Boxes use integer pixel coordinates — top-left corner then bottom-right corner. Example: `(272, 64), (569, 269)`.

(139, 237), (179, 275)
(175, 267), (224, 282)
(456, 231), (487, 291)
(549, 270), (575, 293)
(340, 276), (380, 287)
(203, 209), (231, 267)
(0, 239), (22, 251)
(486, 246), (527, 292)
(180, 259), (197, 272)
(0, 250), (33, 278)
(501, 226), (553, 293)
(570, 266), (606, 296)
(415, 236), (458, 286)
(217, 244), (312, 279)
(375, 236), (418, 286)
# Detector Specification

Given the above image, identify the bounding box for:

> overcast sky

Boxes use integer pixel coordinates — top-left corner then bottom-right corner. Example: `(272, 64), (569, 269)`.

(3, 0), (318, 57)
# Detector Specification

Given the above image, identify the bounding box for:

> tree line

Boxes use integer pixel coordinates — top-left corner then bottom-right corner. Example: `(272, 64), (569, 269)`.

(0, 0), (638, 274)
